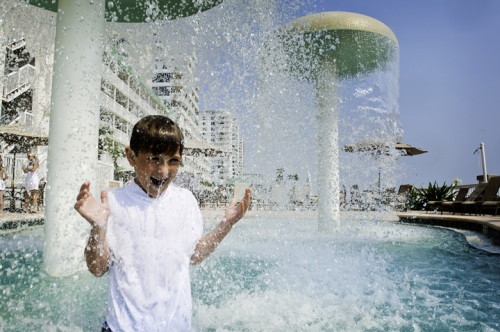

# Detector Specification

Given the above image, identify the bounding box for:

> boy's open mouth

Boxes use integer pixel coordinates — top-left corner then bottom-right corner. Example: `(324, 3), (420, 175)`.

(150, 176), (167, 187)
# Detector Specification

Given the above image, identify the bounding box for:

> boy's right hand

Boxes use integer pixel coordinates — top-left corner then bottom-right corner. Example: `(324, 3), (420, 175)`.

(74, 181), (110, 227)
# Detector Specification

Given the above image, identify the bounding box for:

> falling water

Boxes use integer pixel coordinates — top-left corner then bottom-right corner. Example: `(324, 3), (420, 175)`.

(1, 0), (499, 330)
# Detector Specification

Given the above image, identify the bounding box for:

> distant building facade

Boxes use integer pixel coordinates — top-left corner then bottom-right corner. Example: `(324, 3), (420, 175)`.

(198, 110), (244, 183)
(1, 32), (244, 191)
(151, 53), (211, 184)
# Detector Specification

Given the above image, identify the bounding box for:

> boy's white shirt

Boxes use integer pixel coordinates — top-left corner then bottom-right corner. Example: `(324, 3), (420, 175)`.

(105, 181), (203, 332)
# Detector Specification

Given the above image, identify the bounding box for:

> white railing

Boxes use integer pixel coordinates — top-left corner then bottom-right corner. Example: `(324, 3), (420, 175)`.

(2, 64), (35, 100)
(102, 69), (156, 117)
(111, 128), (129, 145)
(7, 38), (26, 51)
(100, 92), (139, 125)
(1, 153), (48, 187)
(18, 111), (35, 129)
(2, 154), (28, 186)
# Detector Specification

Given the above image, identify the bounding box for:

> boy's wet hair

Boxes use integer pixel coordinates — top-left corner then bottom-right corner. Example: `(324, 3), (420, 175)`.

(130, 115), (184, 156)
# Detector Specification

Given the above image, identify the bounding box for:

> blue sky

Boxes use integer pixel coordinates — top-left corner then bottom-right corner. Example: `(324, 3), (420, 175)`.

(313, 0), (500, 187)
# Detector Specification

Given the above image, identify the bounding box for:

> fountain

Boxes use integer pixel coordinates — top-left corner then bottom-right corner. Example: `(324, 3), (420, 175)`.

(1, 1), (500, 330)
(19, 0), (223, 276)
(260, 12), (399, 229)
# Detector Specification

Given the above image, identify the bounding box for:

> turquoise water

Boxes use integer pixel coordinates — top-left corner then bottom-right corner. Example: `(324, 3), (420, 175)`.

(1, 219), (500, 331)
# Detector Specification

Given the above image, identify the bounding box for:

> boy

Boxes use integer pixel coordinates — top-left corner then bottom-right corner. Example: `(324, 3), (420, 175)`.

(74, 115), (251, 331)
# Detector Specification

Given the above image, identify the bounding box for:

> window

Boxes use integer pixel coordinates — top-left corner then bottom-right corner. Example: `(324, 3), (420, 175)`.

(130, 79), (141, 97)
(99, 108), (113, 125)
(114, 116), (128, 133)
(171, 86), (182, 94)
(101, 80), (114, 98)
(152, 72), (172, 83)
(117, 66), (129, 85)
(115, 89), (128, 109)
(152, 86), (170, 96)
(128, 101), (141, 117)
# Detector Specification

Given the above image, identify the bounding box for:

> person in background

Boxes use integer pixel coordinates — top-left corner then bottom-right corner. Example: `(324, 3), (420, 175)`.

(0, 157), (9, 214)
(22, 152), (39, 213)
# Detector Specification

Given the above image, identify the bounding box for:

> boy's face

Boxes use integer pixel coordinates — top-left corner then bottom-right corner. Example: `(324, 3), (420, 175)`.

(125, 146), (182, 198)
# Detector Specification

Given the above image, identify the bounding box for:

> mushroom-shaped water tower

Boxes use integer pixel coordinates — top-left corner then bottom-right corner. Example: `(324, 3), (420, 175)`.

(264, 12), (398, 229)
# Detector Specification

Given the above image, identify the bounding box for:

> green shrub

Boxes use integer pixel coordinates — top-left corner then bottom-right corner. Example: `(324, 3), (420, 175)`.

(406, 181), (455, 210)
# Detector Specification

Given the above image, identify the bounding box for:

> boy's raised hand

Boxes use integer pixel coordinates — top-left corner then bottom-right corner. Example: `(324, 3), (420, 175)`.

(225, 188), (252, 226)
(74, 181), (110, 227)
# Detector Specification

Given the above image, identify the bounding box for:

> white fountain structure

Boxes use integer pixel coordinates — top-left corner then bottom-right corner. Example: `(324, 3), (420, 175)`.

(22, 0), (222, 276)
(263, 12), (399, 229)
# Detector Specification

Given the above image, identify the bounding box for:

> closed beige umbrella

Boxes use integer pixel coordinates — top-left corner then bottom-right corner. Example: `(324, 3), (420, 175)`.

(343, 141), (427, 157)
(395, 142), (427, 156)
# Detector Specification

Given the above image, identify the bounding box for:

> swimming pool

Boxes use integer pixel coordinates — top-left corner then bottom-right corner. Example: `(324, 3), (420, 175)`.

(1, 217), (499, 331)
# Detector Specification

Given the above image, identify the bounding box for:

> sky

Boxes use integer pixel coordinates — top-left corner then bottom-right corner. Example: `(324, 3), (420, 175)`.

(313, 0), (500, 187)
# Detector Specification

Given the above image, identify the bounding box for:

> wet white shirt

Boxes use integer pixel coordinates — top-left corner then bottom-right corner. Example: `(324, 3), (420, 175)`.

(106, 181), (203, 332)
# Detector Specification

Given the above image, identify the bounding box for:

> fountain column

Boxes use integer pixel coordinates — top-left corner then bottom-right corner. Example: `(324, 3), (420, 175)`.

(43, 0), (105, 276)
(315, 64), (340, 229)
(0, 29), (5, 116)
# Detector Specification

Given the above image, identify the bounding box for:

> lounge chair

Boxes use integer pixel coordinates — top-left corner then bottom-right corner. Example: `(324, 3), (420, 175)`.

(397, 184), (413, 196)
(461, 176), (500, 215)
(478, 176), (500, 216)
(394, 184), (413, 210)
(441, 182), (488, 215)
(427, 187), (469, 215)
(481, 198), (500, 216)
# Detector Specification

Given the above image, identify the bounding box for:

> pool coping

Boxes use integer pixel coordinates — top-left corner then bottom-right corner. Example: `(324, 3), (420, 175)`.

(397, 211), (500, 246)
(0, 212), (45, 233)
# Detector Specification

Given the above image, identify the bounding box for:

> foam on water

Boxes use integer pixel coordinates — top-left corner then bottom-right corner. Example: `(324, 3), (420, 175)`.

(191, 218), (500, 331)
(1, 219), (500, 331)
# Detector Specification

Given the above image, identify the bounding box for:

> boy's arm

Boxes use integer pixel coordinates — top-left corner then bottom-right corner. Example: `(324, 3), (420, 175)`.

(74, 181), (111, 277)
(191, 188), (251, 265)
(85, 224), (110, 277)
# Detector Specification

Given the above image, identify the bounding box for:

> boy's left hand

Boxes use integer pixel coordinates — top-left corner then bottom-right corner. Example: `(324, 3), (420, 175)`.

(225, 188), (252, 226)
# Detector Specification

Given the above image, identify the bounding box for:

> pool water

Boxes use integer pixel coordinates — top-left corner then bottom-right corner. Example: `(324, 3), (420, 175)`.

(1, 218), (500, 331)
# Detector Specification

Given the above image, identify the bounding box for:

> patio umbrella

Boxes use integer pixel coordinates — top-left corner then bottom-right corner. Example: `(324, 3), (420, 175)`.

(343, 141), (427, 156)
(343, 141), (427, 192)
(395, 142), (427, 156)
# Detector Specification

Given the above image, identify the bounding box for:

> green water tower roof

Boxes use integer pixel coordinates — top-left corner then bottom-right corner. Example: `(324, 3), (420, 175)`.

(276, 12), (399, 80)
(27, 0), (222, 22)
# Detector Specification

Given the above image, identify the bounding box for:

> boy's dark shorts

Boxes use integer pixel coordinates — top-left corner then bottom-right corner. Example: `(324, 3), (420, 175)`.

(102, 321), (112, 332)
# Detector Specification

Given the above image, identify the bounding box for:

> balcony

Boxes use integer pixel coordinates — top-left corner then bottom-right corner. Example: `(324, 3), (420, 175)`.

(7, 38), (27, 51)
(2, 64), (36, 103)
